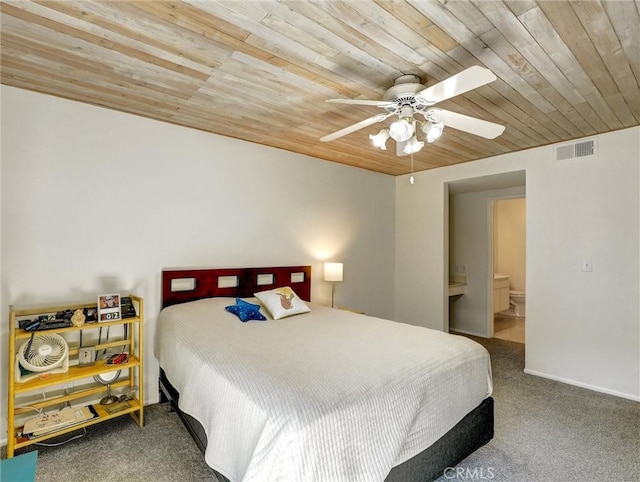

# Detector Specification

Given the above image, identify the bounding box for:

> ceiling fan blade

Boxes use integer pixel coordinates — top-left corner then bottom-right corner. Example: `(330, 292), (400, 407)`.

(429, 108), (505, 139)
(326, 99), (395, 107)
(320, 112), (393, 142)
(416, 66), (497, 104)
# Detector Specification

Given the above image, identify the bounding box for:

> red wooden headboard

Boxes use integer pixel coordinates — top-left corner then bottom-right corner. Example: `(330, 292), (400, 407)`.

(161, 266), (312, 308)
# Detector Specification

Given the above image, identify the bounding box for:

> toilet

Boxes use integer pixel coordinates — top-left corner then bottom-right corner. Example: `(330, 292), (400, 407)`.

(509, 290), (526, 317)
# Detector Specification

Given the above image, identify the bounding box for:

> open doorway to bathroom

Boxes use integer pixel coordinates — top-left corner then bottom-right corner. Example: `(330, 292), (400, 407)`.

(492, 197), (526, 344)
(447, 171), (525, 339)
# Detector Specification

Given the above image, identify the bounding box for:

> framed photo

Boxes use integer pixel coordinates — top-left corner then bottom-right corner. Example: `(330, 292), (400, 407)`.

(98, 293), (121, 322)
(85, 307), (98, 323)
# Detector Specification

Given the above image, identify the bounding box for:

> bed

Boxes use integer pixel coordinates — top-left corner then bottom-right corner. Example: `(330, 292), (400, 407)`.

(156, 266), (493, 482)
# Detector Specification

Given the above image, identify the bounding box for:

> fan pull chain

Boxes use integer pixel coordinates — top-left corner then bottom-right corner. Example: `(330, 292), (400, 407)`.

(410, 150), (415, 185)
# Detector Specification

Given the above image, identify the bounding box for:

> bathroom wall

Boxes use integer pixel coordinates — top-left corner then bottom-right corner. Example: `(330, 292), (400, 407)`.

(493, 198), (526, 292)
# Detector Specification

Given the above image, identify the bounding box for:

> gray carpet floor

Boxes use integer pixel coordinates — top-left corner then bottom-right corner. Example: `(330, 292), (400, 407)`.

(435, 337), (639, 481)
(4, 336), (639, 482)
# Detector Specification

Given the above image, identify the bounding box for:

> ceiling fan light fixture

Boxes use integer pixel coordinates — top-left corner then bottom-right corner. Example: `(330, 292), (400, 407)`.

(320, 67), (505, 159)
(423, 121), (444, 143)
(389, 117), (415, 142)
(369, 128), (390, 150)
(403, 136), (424, 154)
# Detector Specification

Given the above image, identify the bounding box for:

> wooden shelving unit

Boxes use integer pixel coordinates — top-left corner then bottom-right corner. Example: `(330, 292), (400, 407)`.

(6, 295), (144, 457)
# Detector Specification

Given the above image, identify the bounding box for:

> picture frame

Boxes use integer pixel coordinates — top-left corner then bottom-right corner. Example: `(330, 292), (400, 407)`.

(97, 293), (121, 322)
(84, 307), (98, 323)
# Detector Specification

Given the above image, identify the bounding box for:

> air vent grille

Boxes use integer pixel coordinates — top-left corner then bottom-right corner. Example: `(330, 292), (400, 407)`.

(556, 138), (597, 160)
(575, 140), (595, 157)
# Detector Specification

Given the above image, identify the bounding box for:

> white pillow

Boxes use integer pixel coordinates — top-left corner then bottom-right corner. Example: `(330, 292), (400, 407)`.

(254, 286), (311, 320)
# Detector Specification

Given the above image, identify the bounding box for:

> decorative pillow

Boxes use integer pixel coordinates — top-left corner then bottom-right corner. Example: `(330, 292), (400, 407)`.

(225, 298), (266, 322)
(254, 286), (311, 320)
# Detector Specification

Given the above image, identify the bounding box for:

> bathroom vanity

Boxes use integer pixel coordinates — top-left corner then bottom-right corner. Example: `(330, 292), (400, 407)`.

(448, 280), (467, 297)
(448, 269), (468, 297)
(493, 274), (510, 313)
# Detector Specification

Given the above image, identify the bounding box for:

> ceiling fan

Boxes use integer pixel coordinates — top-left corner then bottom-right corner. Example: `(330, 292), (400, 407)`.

(320, 66), (505, 156)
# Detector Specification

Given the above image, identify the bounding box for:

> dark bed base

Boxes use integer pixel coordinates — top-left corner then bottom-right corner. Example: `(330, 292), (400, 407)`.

(159, 369), (493, 482)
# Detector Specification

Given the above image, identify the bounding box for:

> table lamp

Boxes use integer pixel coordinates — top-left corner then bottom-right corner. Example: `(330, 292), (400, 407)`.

(324, 262), (343, 308)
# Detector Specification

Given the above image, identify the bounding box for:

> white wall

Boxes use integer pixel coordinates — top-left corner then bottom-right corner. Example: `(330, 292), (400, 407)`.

(396, 127), (640, 401)
(0, 86), (396, 440)
(494, 198), (526, 292)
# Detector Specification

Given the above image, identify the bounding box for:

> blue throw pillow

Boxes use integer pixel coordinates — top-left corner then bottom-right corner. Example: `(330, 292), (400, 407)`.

(225, 298), (266, 322)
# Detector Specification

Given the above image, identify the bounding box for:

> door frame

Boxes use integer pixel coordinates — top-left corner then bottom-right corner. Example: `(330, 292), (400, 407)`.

(487, 194), (527, 339)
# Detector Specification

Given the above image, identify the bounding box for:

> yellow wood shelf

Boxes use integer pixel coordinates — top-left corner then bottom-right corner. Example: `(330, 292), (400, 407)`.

(13, 399), (143, 450)
(14, 356), (141, 394)
(14, 379), (133, 414)
(14, 316), (141, 340)
(7, 295), (144, 458)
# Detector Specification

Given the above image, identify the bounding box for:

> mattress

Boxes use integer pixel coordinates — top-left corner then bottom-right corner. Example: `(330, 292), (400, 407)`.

(155, 298), (493, 482)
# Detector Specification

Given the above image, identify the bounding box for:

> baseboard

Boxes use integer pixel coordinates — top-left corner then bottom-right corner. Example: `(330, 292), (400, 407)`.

(523, 368), (640, 402)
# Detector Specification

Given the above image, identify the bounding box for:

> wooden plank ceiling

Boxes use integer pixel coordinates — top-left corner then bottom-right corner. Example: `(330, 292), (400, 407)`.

(2, 1), (639, 175)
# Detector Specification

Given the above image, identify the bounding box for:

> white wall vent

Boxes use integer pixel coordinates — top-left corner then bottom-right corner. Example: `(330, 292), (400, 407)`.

(555, 138), (598, 160)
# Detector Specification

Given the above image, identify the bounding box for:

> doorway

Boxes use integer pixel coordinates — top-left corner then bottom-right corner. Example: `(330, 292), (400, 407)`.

(446, 171), (526, 339)
(491, 197), (526, 344)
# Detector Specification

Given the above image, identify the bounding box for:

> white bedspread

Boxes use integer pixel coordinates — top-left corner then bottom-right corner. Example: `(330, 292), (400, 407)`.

(155, 298), (492, 482)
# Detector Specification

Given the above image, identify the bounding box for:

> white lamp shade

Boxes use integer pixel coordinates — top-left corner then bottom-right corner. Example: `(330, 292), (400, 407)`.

(403, 136), (424, 154)
(423, 121), (444, 143)
(324, 262), (343, 282)
(389, 118), (415, 142)
(369, 128), (390, 150)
